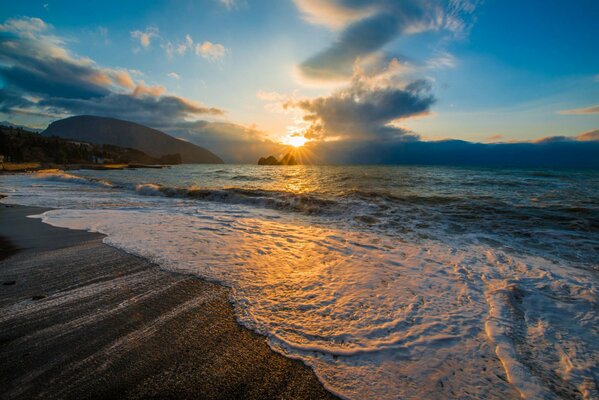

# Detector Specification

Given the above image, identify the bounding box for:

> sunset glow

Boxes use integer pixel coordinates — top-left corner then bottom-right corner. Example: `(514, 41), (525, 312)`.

(282, 134), (308, 148)
(0, 2), (597, 400)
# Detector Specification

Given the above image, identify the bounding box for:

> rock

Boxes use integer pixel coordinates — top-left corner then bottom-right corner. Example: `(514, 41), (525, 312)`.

(280, 153), (298, 165)
(257, 153), (298, 165)
(3, 280), (16, 285)
(258, 155), (281, 165)
(32, 294), (47, 300)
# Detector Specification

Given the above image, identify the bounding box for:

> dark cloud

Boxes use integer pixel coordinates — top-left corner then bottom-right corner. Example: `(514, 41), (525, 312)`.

(0, 16), (235, 158)
(286, 79), (434, 141)
(0, 89), (34, 113)
(0, 42), (111, 100)
(300, 12), (402, 80)
(0, 17), (223, 124)
(38, 94), (223, 128)
(296, 0), (476, 80)
(306, 138), (599, 168)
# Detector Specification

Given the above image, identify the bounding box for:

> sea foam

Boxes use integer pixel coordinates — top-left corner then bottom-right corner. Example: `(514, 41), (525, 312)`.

(1, 168), (597, 399)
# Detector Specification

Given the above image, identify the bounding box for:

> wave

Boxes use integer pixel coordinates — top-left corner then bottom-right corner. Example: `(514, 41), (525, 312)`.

(32, 171), (599, 268)
(34, 171), (115, 188)
(134, 183), (338, 214)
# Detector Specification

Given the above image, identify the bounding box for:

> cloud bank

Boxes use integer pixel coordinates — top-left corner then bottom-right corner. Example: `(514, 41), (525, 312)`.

(0, 16), (258, 162)
(286, 78), (433, 141)
(306, 134), (599, 168)
(0, 17), (220, 121)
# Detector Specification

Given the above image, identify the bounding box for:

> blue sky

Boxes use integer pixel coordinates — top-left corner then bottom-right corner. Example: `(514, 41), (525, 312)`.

(0, 0), (597, 161)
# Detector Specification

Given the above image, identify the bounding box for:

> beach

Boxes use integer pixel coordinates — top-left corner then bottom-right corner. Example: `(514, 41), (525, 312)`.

(0, 166), (597, 399)
(0, 203), (337, 400)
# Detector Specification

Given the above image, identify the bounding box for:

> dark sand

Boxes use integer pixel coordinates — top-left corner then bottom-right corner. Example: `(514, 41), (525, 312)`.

(0, 204), (338, 400)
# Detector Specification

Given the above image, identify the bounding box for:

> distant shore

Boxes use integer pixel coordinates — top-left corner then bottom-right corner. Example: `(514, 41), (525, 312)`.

(0, 162), (169, 173)
(0, 204), (337, 400)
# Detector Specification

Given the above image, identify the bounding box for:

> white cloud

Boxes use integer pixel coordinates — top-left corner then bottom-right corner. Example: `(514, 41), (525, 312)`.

(168, 72), (180, 80)
(0, 16), (49, 33)
(196, 41), (228, 61)
(426, 51), (457, 69)
(558, 105), (599, 115)
(130, 26), (159, 49)
(293, 0), (376, 29)
(218, 0), (239, 9)
(256, 91), (287, 101)
(164, 34), (194, 58)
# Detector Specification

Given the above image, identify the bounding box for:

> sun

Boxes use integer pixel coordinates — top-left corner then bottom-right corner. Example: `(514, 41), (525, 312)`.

(283, 134), (308, 148)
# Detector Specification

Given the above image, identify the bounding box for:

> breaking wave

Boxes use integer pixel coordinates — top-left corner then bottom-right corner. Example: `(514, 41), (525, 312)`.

(3, 164), (598, 400)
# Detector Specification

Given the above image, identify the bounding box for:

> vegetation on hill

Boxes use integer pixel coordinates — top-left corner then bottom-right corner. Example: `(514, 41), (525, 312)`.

(43, 115), (223, 164)
(0, 125), (181, 165)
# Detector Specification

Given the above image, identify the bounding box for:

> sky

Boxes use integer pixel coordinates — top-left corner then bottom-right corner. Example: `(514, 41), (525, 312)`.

(0, 0), (598, 163)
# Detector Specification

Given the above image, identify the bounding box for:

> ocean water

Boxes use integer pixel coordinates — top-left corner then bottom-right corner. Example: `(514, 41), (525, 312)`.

(1, 165), (598, 399)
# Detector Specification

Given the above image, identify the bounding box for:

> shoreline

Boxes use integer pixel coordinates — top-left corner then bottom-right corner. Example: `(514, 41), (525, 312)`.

(0, 204), (338, 400)
(1, 162), (171, 173)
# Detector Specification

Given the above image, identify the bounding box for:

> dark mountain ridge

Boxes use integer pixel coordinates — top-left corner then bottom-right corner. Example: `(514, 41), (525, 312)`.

(42, 115), (223, 164)
(0, 125), (181, 165)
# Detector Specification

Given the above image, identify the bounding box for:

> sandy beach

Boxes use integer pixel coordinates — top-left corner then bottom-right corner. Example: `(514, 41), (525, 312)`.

(0, 204), (338, 400)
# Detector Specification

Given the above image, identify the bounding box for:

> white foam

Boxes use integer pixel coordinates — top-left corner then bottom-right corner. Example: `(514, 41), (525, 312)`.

(34, 170), (114, 188)
(1, 172), (597, 399)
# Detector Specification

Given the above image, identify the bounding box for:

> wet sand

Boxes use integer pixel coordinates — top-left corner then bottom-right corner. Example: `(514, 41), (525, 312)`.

(0, 204), (338, 400)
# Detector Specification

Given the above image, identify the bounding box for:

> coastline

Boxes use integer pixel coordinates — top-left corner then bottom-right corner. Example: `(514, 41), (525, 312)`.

(0, 204), (338, 400)
(0, 162), (170, 173)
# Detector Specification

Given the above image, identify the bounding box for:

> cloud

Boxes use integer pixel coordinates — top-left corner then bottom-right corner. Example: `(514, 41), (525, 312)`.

(37, 93), (223, 128)
(131, 26), (159, 49)
(256, 91), (287, 101)
(217, 0), (246, 10)
(0, 16), (49, 33)
(163, 35), (229, 62)
(426, 50), (457, 69)
(285, 74), (434, 142)
(131, 81), (166, 97)
(164, 34), (194, 58)
(0, 16), (271, 162)
(294, 0), (479, 81)
(577, 129), (599, 141)
(298, 124), (599, 167)
(164, 120), (287, 163)
(168, 72), (180, 80)
(486, 134), (504, 142)
(558, 105), (599, 115)
(530, 129), (599, 144)
(98, 26), (110, 45)
(293, 0), (376, 29)
(0, 19), (135, 99)
(0, 17), (224, 130)
(196, 41), (229, 61)
(306, 138), (599, 168)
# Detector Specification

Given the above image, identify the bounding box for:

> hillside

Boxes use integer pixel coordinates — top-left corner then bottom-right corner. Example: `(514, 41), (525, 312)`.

(42, 116), (223, 164)
(0, 125), (181, 165)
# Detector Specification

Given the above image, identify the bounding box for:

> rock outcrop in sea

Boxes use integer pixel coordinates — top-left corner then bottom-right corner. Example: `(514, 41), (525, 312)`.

(258, 153), (298, 165)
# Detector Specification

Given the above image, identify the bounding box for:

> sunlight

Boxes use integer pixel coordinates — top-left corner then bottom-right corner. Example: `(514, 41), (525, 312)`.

(283, 134), (308, 147)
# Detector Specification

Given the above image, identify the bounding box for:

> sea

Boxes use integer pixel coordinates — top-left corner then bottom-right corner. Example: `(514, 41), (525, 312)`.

(1, 165), (598, 399)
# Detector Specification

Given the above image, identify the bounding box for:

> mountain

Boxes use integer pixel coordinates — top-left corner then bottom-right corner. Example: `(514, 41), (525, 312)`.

(1, 124), (181, 165)
(42, 115), (223, 164)
(0, 121), (41, 132)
